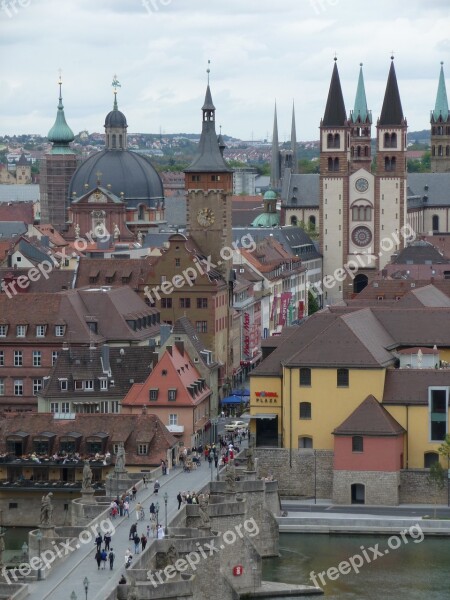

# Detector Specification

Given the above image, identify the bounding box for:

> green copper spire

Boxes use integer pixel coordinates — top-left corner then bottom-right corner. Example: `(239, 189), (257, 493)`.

(352, 63), (371, 123)
(47, 76), (75, 154)
(433, 62), (449, 122)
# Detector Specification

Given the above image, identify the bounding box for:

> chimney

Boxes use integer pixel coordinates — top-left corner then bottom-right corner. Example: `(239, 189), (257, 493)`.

(101, 344), (110, 374)
(166, 345), (172, 356)
(175, 341), (184, 355)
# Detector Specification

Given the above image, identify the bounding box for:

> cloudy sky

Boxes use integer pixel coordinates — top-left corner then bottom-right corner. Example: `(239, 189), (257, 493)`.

(1, 0), (450, 140)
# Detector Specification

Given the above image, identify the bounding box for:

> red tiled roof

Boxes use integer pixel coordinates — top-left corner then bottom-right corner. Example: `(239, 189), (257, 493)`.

(0, 202), (34, 224)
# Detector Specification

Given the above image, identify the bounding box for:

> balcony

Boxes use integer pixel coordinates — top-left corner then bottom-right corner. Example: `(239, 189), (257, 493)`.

(0, 479), (105, 491)
(166, 425), (184, 435)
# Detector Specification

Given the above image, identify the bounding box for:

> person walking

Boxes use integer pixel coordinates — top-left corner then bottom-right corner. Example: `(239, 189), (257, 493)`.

(133, 532), (140, 554)
(124, 548), (132, 568)
(143, 475), (148, 489)
(146, 524), (151, 538)
(177, 492), (182, 510)
(95, 549), (102, 570)
(141, 533), (147, 551)
(157, 524), (165, 539)
(153, 480), (160, 495)
(131, 485), (137, 501)
(124, 500), (130, 518)
(95, 533), (102, 552)
(129, 523), (137, 541)
(101, 548), (108, 569)
(149, 502), (156, 518)
(136, 502), (143, 521)
(108, 547), (115, 570)
(104, 532), (111, 551)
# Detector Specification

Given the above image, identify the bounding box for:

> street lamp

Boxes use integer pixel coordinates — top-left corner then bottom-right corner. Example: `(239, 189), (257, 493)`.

(155, 501), (160, 532)
(83, 576), (89, 600)
(21, 542), (28, 558)
(163, 492), (168, 535)
(36, 530), (42, 581)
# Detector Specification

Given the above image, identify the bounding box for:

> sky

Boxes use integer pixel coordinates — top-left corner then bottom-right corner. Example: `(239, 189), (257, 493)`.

(1, 0), (450, 141)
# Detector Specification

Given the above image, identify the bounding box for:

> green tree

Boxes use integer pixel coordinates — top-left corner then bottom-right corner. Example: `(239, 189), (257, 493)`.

(308, 290), (320, 315)
(428, 461), (446, 518)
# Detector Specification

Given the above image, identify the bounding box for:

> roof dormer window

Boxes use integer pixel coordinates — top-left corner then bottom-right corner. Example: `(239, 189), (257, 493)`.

(16, 325), (27, 338)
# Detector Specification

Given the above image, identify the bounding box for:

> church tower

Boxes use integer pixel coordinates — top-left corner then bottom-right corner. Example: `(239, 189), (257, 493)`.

(430, 62), (450, 173)
(104, 84), (128, 150)
(319, 59), (350, 303)
(270, 102), (281, 189)
(40, 77), (77, 228)
(374, 58), (407, 269)
(349, 64), (372, 173)
(184, 71), (233, 276)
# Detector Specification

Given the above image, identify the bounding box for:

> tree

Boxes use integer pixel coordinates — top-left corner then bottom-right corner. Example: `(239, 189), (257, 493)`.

(308, 290), (320, 315)
(438, 434), (450, 507)
(428, 461), (445, 517)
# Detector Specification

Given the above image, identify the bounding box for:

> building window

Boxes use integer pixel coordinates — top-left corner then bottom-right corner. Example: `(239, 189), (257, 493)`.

(16, 325), (26, 337)
(33, 351), (41, 367)
(84, 380), (94, 391)
(424, 452), (439, 468)
(55, 325), (65, 337)
(211, 175), (221, 181)
(337, 368), (349, 387)
(168, 389), (177, 401)
(100, 378), (108, 391)
(299, 402), (311, 419)
(33, 379), (43, 395)
(169, 414), (178, 426)
(74, 380), (83, 390)
(298, 436), (313, 449)
(299, 368), (311, 387)
(429, 388), (448, 441)
(191, 175), (201, 182)
(0, 325), (7, 337)
(59, 379), (68, 391)
(196, 321), (208, 333)
(179, 298), (191, 309)
(352, 435), (364, 452)
(0, 351), (4, 367)
(175, 258), (181, 267)
(14, 380), (23, 396)
(161, 298), (172, 308)
(50, 402), (59, 413)
(432, 215), (439, 233)
(197, 298), (208, 309)
(61, 402), (70, 413)
(36, 325), (46, 337)
(52, 351), (58, 366)
(149, 388), (158, 401)
(138, 444), (148, 455)
(14, 351), (23, 367)
(0, 379), (4, 395)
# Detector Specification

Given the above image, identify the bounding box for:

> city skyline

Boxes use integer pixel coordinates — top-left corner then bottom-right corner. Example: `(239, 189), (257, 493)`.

(1, 0), (449, 139)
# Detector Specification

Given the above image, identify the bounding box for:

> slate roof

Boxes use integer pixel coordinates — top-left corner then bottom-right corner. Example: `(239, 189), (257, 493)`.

(333, 394), (405, 436)
(0, 185), (40, 203)
(281, 172), (320, 207)
(0, 412), (177, 466)
(407, 173), (450, 207)
(171, 317), (218, 368)
(41, 346), (156, 399)
(379, 61), (404, 126)
(383, 369), (450, 405)
(399, 285), (450, 308)
(322, 61), (347, 127)
(0, 221), (27, 238)
(391, 241), (447, 264)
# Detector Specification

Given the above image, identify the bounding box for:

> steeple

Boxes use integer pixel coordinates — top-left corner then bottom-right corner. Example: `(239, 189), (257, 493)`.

(270, 102), (281, 187)
(217, 125), (226, 157)
(104, 76), (127, 150)
(351, 63), (371, 123)
(379, 58), (404, 126)
(185, 67), (231, 174)
(47, 76), (75, 155)
(432, 62), (449, 123)
(322, 59), (347, 126)
(291, 101), (298, 174)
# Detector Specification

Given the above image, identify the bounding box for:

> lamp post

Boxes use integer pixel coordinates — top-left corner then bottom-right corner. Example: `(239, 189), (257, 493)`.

(21, 542), (28, 558)
(36, 530), (42, 581)
(83, 576), (89, 600)
(163, 492), (168, 535)
(155, 501), (160, 532)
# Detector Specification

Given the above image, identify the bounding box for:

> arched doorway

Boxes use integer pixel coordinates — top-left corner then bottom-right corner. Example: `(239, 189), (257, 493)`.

(351, 483), (365, 504)
(353, 273), (368, 294)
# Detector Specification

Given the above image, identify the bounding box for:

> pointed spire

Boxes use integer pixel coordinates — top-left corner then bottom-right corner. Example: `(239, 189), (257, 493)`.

(323, 58), (347, 126)
(351, 63), (371, 123)
(291, 101), (298, 173)
(271, 102), (280, 187)
(379, 58), (404, 126)
(47, 74), (75, 154)
(217, 124), (226, 157)
(202, 60), (215, 111)
(433, 62), (449, 122)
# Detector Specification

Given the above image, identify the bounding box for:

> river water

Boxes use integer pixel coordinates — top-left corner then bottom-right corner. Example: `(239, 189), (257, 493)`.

(263, 533), (450, 599)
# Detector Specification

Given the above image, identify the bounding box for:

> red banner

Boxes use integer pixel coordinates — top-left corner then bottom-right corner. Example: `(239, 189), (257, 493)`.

(278, 292), (292, 326)
(298, 300), (304, 320)
(270, 295), (278, 321)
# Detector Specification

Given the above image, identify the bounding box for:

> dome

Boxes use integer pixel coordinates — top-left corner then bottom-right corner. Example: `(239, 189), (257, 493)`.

(251, 212), (280, 228)
(104, 109), (127, 128)
(68, 149), (164, 204)
(264, 189), (277, 200)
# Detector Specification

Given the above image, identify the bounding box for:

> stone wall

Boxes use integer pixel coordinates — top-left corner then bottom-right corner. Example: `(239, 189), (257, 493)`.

(256, 448), (333, 498)
(400, 469), (449, 504)
(333, 470), (400, 505)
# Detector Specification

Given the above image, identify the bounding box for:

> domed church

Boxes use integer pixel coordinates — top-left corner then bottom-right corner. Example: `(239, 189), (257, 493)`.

(66, 84), (166, 241)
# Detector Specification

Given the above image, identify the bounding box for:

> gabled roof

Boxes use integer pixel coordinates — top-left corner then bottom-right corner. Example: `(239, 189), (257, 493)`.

(0, 202), (34, 223)
(333, 394), (405, 436)
(379, 60), (404, 126)
(171, 316), (218, 368)
(322, 61), (347, 127)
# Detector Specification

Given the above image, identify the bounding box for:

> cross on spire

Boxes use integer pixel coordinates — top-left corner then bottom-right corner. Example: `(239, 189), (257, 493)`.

(207, 59), (211, 85)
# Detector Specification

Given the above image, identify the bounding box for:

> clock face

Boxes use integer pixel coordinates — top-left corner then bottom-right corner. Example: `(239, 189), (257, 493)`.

(197, 207), (215, 227)
(352, 226), (372, 248)
(355, 178), (369, 193)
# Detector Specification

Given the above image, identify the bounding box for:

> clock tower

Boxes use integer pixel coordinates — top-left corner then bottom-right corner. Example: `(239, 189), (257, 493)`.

(184, 75), (233, 277)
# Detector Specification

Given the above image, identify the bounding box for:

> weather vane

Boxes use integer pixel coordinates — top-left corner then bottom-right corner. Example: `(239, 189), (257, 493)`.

(207, 59), (210, 85)
(112, 74), (121, 93)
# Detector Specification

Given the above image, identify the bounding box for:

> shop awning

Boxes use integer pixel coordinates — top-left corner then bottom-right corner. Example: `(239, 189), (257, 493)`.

(221, 395), (248, 405)
(249, 414), (277, 420)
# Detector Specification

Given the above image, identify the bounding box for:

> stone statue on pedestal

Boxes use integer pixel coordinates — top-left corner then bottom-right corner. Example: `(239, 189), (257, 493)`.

(225, 463), (236, 492)
(115, 443), (126, 472)
(82, 460), (93, 490)
(246, 446), (255, 471)
(40, 492), (54, 525)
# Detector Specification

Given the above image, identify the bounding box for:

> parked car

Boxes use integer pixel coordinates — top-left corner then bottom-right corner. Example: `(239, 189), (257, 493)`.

(224, 420), (248, 432)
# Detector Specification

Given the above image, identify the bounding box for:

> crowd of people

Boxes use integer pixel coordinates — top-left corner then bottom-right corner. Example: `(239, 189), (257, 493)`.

(94, 531), (115, 570)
